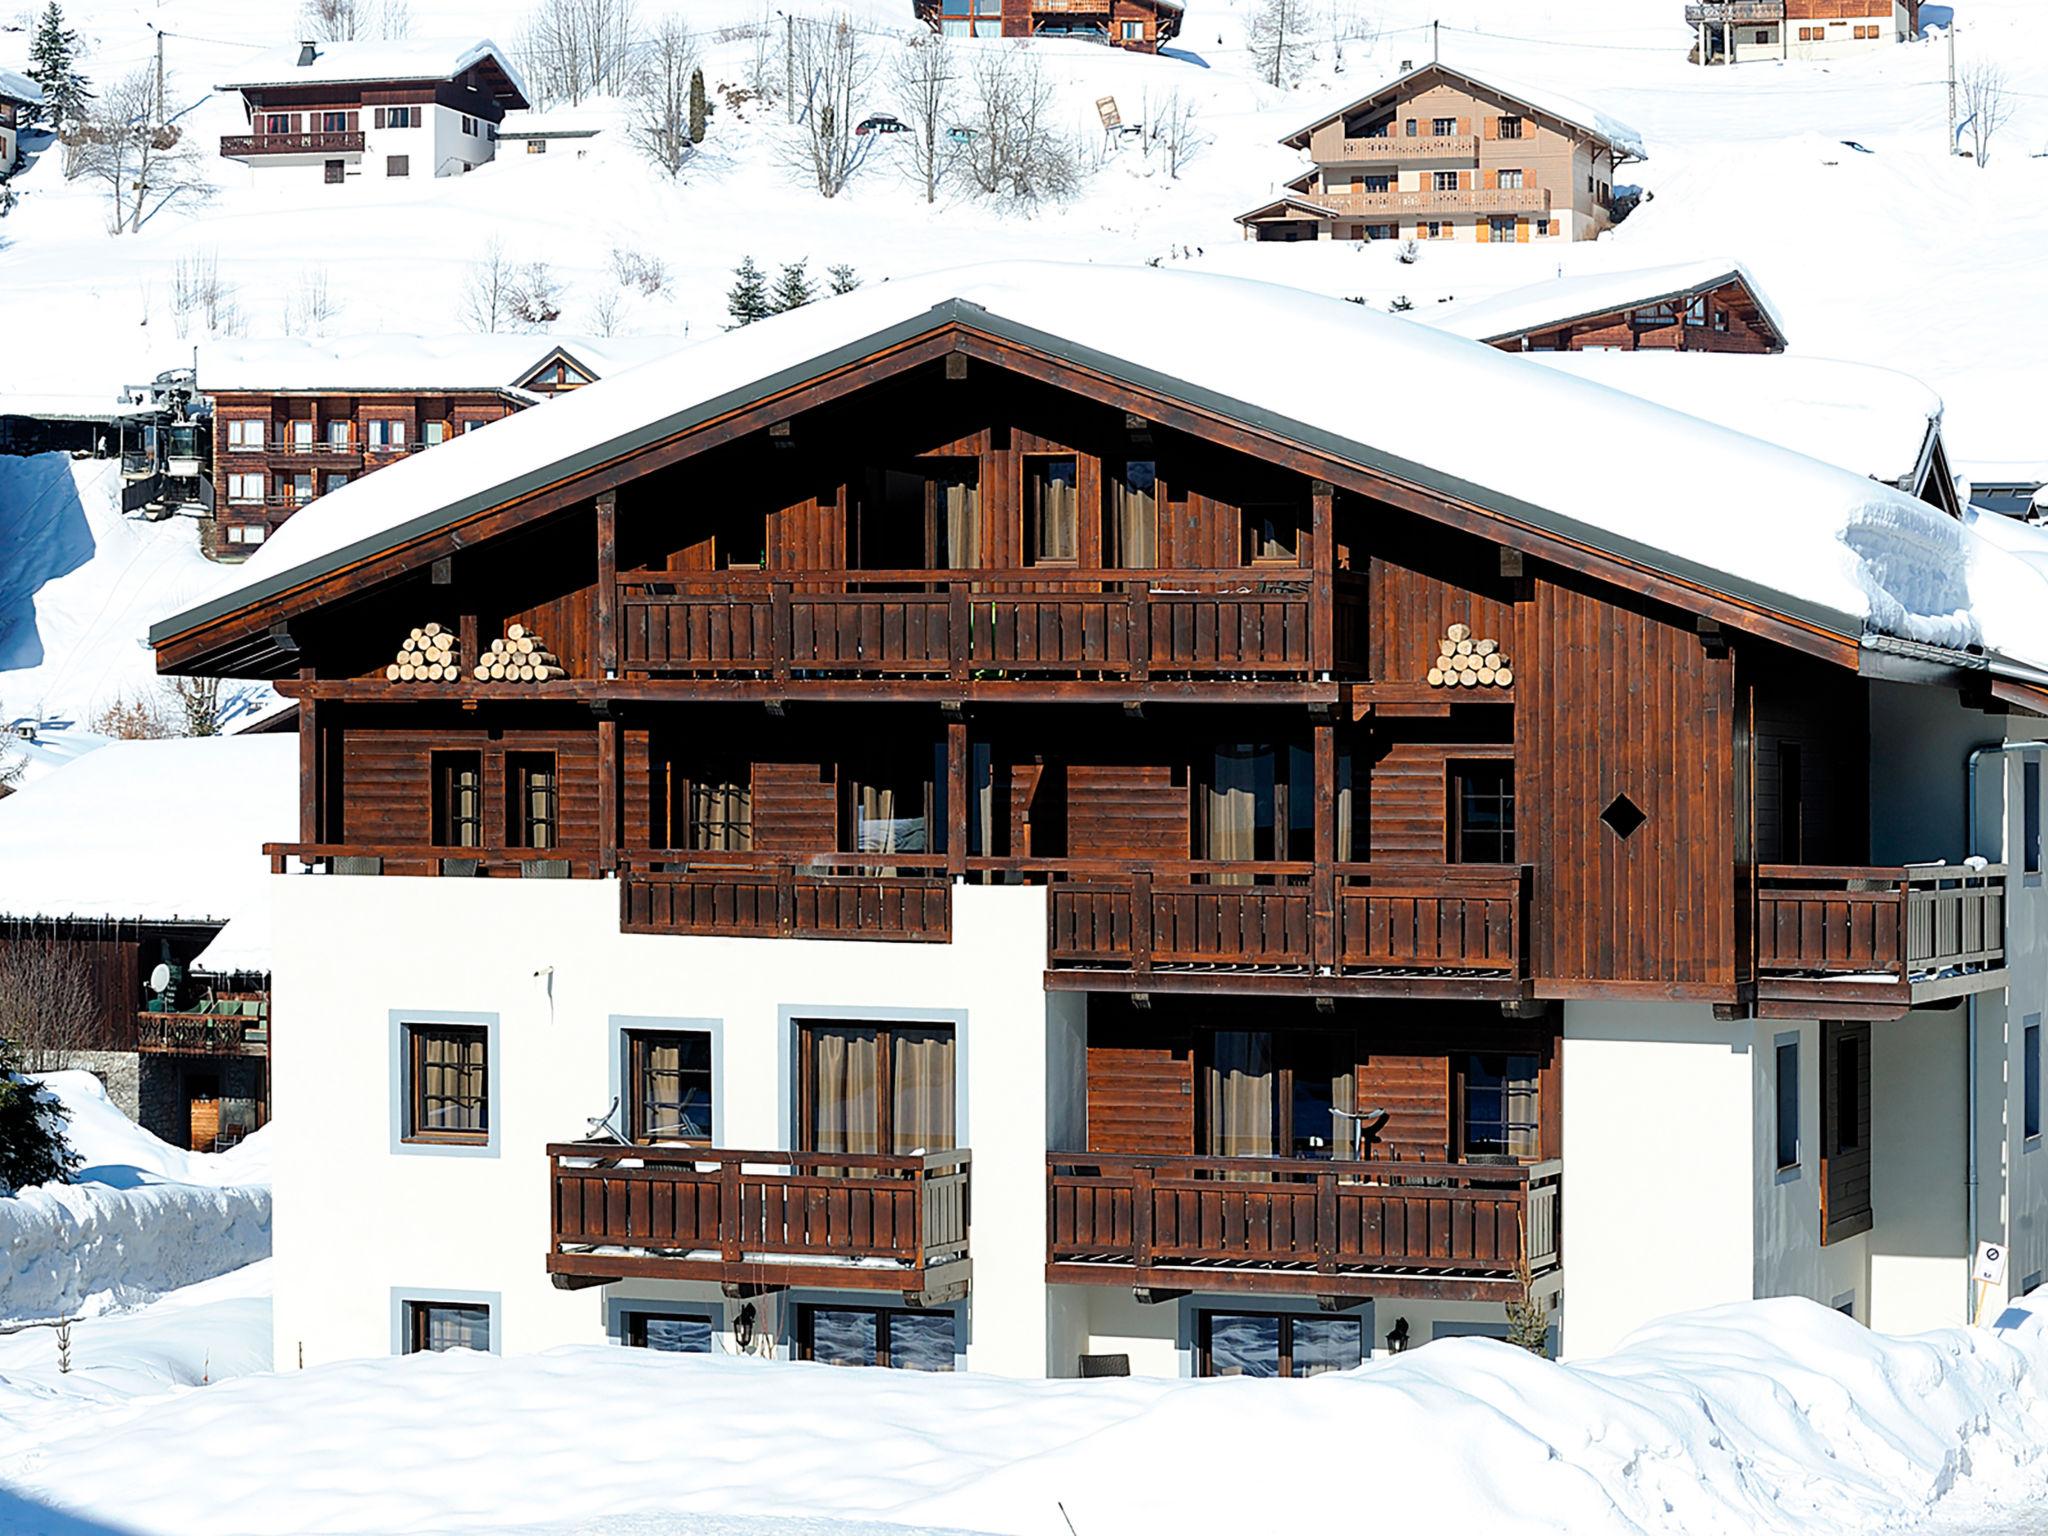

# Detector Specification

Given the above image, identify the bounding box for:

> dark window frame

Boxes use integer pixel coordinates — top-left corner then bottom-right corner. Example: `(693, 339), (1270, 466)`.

(2025, 757), (2041, 876)
(2027, 1018), (2042, 1144)
(622, 1309), (714, 1351)
(404, 1022), (489, 1144)
(1196, 1310), (1363, 1378)
(1449, 759), (1516, 864)
(506, 751), (558, 850)
(1024, 454), (1081, 566)
(795, 1019), (957, 1157)
(797, 1303), (957, 1370)
(431, 750), (483, 849)
(624, 1027), (714, 1144)
(1459, 1051), (1541, 1161)
(404, 1299), (491, 1354)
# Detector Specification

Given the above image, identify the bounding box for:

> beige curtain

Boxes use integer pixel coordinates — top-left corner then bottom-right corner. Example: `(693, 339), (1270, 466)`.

(1112, 464), (1157, 568)
(691, 776), (753, 851)
(809, 1027), (881, 1156)
(1033, 462), (1078, 562)
(891, 1028), (956, 1152)
(1336, 770), (1354, 864)
(422, 1030), (485, 1132)
(1205, 747), (1262, 868)
(943, 477), (981, 569)
(1204, 1032), (1276, 1159)
(858, 784), (901, 853)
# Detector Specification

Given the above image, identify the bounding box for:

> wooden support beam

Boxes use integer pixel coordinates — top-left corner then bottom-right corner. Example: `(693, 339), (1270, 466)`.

(595, 489), (618, 679)
(946, 716), (968, 878)
(596, 714), (619, 875)
(297, 669), (319, 845)
(1310, 478), (1335, 680)
(1312, 718), (1336, 970)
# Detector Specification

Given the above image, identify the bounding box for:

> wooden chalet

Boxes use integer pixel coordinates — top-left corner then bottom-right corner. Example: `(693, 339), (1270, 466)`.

(912, 0), (1183, 51)
(152, 269), (2046, 1366)
(1426, 261), (1789, 354)
(0, 65), (41, 177)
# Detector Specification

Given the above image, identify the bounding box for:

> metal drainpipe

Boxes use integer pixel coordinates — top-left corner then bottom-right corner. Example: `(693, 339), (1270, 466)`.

(1965, 741), (2026, 1319)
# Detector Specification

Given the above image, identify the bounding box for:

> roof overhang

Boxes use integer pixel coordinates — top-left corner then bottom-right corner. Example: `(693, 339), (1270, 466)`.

(151, 299), (1875, 675)
(1233, 195), (1338, 226)
(1478, 268), (1788, 349)
(1280, 61), (1639, 161)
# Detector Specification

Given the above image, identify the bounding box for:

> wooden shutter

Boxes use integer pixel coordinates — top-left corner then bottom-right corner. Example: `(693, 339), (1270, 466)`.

(1517, 219), (1530, 243)
(1458, 117), (1470, 135)
(1475, 220), (1489, 244)
(1484, 115), (1498, 140)
(1482, 169), (1496, 190)
(374, 107), (386, 129)
(1459, 170), (1471, 190)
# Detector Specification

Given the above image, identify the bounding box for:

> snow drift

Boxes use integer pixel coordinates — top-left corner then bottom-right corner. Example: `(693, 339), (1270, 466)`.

(0, 1074), (270, 1324)
(9, 1292), (2048, 1535)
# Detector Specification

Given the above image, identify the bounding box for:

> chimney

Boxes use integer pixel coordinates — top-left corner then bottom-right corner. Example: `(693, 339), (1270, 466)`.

(297, 41), (319, 67)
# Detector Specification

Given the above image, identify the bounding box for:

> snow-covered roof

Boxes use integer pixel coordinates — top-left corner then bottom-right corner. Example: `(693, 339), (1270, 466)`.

(150, 262), (2048, 680)
(0, 737), (296, 969)
(214, 36), (528, 108)
(1424, 261), (1787, 348)
(199, 334), (682, 396)
(0, 392), (159, 422)
(1522, 353), (1941, 491)
(1283, 61), (1645, 160)
(0, 65), (44, 106)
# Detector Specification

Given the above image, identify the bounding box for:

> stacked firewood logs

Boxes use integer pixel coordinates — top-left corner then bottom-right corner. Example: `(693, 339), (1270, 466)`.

(1425, 623), (1513, 690)
(473, 624), (566, 683)
(385, 623), (462, 683)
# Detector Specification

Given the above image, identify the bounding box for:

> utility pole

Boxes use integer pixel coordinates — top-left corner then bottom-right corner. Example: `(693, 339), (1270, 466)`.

(1946, 22), (1958, 158)
(153, 26), (166, 125)
(1432, 18), (1439, 64)
(785, 11), (796, 124)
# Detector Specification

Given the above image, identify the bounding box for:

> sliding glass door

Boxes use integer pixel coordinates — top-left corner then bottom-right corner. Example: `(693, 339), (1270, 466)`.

(799, 1021), (956, 1157)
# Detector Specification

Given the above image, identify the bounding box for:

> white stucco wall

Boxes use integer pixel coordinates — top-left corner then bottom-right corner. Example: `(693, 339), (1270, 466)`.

(269, 875), (1058, 1374)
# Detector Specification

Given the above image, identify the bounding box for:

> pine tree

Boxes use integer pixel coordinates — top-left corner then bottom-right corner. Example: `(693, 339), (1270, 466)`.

(688, 67), (707, 146)
(27, 2), (92, 133)
(726, 257), (772, 328)
(772, 259), (815, 314)
(0, 1046), (75, 1195)
(827, 263), (861, 296)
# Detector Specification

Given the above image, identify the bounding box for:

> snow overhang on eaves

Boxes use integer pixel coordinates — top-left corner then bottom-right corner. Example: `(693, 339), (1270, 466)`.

(148, 299), (1865, 653)
(1477, 269), (1789, 349)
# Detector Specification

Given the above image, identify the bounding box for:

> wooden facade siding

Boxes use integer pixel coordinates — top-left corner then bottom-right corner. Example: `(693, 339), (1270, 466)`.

(547, 1143), (970, 1300)
(1045, 1153), (1560, 1301)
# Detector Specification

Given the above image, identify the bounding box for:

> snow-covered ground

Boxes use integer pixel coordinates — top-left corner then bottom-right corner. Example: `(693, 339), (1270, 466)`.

(6, 1265), (2048, 1536)
(0, 1072), (270, 1324)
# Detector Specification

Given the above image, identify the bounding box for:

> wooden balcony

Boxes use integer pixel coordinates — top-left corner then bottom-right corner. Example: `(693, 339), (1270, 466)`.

(1046, 1154), (1560, 1302)
(1046, 862), (1529, 999)
(1755, 864), (2007, 1019)
(547, 1144), (971, 1305)
(1319, 133), (1478, 164)
(620, 853), (953, 943)
(1685, 1), (1783, 22)
(1308, 186), (1552, 218)
(134, 1006), (269, 1057)
(265, 842), (599, 877)
(220, 131), (365, 158)
(617, 568), (1359, 694)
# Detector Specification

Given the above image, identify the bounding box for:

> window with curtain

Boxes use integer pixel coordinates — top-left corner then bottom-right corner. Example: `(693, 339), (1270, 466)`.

(800, 1022), (955, 1157)
(687, 768), (752, 851)
(934, 463), (980, 568)
(1027, 457), (1079, 564)
(506, 753), (557, 849)
(431, 751), (482, 848)
(1462, 1052), (1539, 1160)
(626, 1029), (713, 1143)
(1109, 460), (1157, 568)
(1242, 503), (1299, 563)
(1201, 1031), (1355, 1160)
(1200, 745), (1313, 863)
(406, 1024), (488, 1141)
(847, 758), (932, 855)
(1450, 761), (1515, 863)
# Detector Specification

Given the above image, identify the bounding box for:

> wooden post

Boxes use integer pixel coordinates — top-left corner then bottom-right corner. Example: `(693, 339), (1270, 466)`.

(719, 1155), (744, 1266)
(949, 579), (971, 684)
(1310, 478), (1335, 680)
(596, 714), (619, 875)
(1315, 1167), (1338, 1273)
(458, 611), (479, 673)
(297, 669), (319, 844)
(1132, 1162), (1156, 1269)
(771, 580), (793, 686)
(947, 716), (969, 878)
(1313, 718), (1337, 972)
(595, 490), (618, 679)
(1129, 581), (1150, 685)
(1132, 866), (1154, 974)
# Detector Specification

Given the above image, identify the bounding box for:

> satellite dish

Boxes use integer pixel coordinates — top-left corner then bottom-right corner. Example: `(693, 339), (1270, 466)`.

(149, 963), (172, 994)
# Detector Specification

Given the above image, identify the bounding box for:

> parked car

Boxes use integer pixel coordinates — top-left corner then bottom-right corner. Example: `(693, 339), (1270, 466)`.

(856, 114), (907, 136)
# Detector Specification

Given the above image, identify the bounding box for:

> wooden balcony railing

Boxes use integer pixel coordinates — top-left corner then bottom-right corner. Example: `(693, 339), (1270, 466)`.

(1307, 186), (1552, 217)
(220, 131), (366, 157)
(133, 1006), (269, 1057)
(1318, 133), (1478, 163)
(620, 852), (953, 943)
(547, 1143), (971, 1303)
(1046, 1153), (1560, 1302)
(265, 842), (598, 878)
(1047, 862), (1528, 995)
(1685, 0), (1784, 22)
(1756, 863), (2006, 1013)
(618, 568), (1361, 685)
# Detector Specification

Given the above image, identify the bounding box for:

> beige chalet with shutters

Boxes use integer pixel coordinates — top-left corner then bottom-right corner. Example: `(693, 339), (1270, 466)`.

(1237, 63), (1642, 246)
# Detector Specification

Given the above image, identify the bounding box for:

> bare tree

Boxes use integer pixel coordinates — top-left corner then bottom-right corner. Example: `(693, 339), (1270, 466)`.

(166, 675), (220, 737)
(784, 13), (872, 199)
(1151, 88), (1206, 178)
(509, 261), (565, 330)
(171, 250), (240, 339)
(0, 933), (103, 1076)
(462, 238), (516, 333)
(630, 16), (698, 176)
(745, 8), (782, 110)
(1961, 61), (2014, 168)
(520, 0), (641, 108)
(1325, 0), (1377, 74)
(298, 0), (409, 41)
(89, 691), (175, 739)
(957, 47), (1081, 209)
(587, 288), (625, 337)
(892, 33), (956, 205)
(1246, 0), (1315, 88)
(285, 265), (339, 336)
(70, 69), (211, 235)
